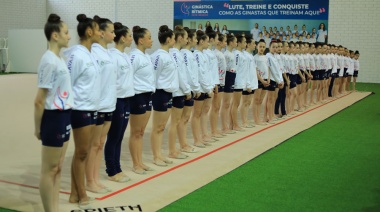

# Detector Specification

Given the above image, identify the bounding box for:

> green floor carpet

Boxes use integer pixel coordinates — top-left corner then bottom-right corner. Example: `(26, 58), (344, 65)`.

(160, 83), (380, 212)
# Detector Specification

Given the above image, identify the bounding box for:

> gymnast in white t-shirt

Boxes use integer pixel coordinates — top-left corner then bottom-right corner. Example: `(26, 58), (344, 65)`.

(64, 14), (102, 209)
(34, 14), (74, 212)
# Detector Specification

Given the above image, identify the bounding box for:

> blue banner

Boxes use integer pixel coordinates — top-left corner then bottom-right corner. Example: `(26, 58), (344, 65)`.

(174, 0), (329, 20)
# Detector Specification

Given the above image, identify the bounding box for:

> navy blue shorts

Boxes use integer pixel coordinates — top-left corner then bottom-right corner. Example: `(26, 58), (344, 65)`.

(312, 70), (319, 81)
(234, 89), (243, 92)
(71, 110), (97, 129)
(218, 85), (224, 93)
(152, 89), (172, 112)
(130, 92), (153, 114)
(353, 70), (358, 77)
(96, 112), (113, 125)
(173, 96), (185, 109)
(337, 69), (341, 76)
(319, 70), (326, 80)
(258, 81), (264, 89)
(242, 90), (254, 95)
(343, 68), (348, 77)
(194, 93), (206, 101)
(302, 70), (308, 83)
(296, 74), (303, 85)
(41, 109), (71, 147)
(185, 98), (194, 106)
(266, 80), (277, 91)
(96, 112), (106, 125)
(224, 71), (236, 93)
(290, 75), (297, 89)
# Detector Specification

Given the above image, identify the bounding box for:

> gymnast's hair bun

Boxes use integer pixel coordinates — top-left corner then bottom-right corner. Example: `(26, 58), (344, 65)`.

(47, 14), (61, 23)
(133, 26), (141, 32)
(175, 25), (184, 31)
(77, 14), (87, 22)
(114, 22), (123, 30)
(159, 25), (170, 33)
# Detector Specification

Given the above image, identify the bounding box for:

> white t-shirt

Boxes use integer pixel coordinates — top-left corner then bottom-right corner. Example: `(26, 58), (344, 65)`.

(203, 49), (220, 86)
(254, 54), (270, 79)
(296, 54), (306, 71)
(250, 28), (261, 41)
(280, 54), (290, 74)
(317, 30), (327, 43)
(214, 49), (227, 86)
(109, 48), (135, 99)
(194, 49), (213, 93)
(130, 48), (155, 94)
(309, 54), (316, 71)
(244, 51), (258, 90)
(38, 50), (74, 110)
(348, 58), (355, 75)
(64, 45), (101, 111)
(224, 49), (236, 73)
(267, 53), (283, 83)
(332, 54), (338, 74)
(150, 48), (179, 93)
(91, 43), (117, 113)
(289, 54), (299, 75)
(234, 49), (249, 89)
(181, 49), (201, 94)
(354, 59), (360, 71)
(170, 48), (191, 97)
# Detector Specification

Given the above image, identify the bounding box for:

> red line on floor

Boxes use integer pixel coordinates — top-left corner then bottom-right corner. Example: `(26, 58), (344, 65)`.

(97, 92), (351, 200)
(0, 92), (352, 200)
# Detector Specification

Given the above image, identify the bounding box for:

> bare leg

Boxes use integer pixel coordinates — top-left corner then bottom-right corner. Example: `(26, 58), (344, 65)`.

(168, 107), (184, 157)
(221, 92), (233, 133)
(231, 91), (243, 130)
(201, 98), (212, 141)
(210, 92), (222, 137)
(129, 111), (151, 174)
(178, 106), (193, 151)
(40, 142), (69, 212)
(150, 109), (171, 165)
(86, 124), (103, 192)
(191, 100), (205, 146)
(69, 125), (94, 204)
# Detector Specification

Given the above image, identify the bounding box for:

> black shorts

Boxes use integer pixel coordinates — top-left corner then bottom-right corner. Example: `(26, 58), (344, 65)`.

(218, 85), (224, 93)
(172, 96), (185, 109)
(337, 69), (341, 76)
(184, 98), (194, 106)
(41, 109), (72, 147)
(353, 70), (358, 77)
(312, 70), (319, 81)
(319, 70), (326, 80)
(301, 70), (308, 83)
(96, 112), (113, 125)
(331, 73), (338, 78)
(264, 80), (277, 91)
(130, 92), (153, 114)
(234, 89), (243, 92)
(343, 68), (348, 77)
(71, 110), (97, 129)
(194, 93), (206, 101)
(290, 75), (297, 89)
(296, 74), (303, 85)
(152, 89), (172, 111)
(258, 81), (264, 89)
(224, 71), (236, 93)
(242, 90), (254, 95)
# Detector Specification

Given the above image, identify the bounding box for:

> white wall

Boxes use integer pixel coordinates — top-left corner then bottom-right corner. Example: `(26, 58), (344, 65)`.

(0, 0), (46, 38)
(329, 0), (380, 83)
(47, 0), (173, 53)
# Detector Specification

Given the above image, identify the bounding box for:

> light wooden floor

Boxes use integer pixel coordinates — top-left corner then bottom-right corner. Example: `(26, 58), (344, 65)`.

(0, 74), (370, 212)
